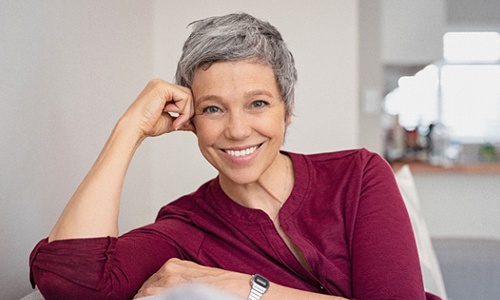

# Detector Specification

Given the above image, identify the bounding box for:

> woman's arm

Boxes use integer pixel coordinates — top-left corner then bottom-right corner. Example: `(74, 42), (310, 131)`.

(348, 152), (427, 298)
(134, 259), (347, 300)
(48, 79), (194, 241)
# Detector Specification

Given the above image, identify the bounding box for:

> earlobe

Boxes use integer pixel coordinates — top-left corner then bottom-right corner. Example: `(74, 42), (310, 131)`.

(190, 119), (198, 135)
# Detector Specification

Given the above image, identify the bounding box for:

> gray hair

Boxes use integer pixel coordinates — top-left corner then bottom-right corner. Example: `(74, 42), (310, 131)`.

(175, 13), (297, 118)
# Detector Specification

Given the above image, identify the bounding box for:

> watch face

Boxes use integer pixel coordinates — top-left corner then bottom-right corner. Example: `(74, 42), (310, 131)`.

(254, 274), (270, 289)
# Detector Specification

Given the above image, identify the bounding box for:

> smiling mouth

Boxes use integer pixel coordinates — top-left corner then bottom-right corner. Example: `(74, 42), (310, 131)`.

(224, 145), (261, 157)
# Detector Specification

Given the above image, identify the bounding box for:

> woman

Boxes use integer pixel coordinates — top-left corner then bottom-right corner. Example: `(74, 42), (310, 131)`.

(30, 13), (437, 300)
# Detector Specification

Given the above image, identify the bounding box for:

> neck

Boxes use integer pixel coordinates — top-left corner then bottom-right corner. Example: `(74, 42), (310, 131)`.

(220, 153), (293, 216)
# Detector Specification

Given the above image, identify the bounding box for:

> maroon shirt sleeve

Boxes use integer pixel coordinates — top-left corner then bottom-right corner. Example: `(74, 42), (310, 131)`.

(30, 225), (183, 299)
(348, 152), (427, 299)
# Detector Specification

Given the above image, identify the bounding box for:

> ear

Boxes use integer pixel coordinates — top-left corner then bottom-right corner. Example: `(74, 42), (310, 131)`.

(189, 117), (198, 135)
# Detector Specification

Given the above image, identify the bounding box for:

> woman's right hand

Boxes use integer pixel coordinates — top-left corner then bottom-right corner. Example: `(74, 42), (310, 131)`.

(121, 79), (195, 139)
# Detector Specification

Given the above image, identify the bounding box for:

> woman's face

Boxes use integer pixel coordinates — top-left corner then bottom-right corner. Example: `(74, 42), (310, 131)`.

(191, 60), (289, 186)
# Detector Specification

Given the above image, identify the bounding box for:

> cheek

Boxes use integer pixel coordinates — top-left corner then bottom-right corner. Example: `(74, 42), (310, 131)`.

(193, 119), (218, 145)
(262, 114), (287, 135)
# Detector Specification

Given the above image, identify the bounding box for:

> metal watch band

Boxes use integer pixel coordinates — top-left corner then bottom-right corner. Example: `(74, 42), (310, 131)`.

(248, 274), (269, 300)
(248, 288), (265, 300)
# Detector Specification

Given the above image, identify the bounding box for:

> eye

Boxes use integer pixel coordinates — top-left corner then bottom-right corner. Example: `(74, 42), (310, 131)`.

(250, 100), (269, 108)
(202, 106), (222, 114)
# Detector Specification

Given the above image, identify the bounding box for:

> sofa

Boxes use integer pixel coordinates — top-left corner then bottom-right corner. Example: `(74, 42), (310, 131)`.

(21, 166), (500, 299)
(393, 165), (500, 299)
(432, 237), (500, 299)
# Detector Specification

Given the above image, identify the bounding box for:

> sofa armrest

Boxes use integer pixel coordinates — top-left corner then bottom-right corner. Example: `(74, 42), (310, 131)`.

(20, 290), (44, 300)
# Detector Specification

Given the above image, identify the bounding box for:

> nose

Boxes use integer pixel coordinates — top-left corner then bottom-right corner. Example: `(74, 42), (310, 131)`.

(224, 112), (252, 140)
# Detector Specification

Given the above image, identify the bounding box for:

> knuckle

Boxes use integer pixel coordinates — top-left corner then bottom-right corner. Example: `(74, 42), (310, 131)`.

(148, 78), (164, 85)
(168, 257), (181, 264)
(148, 78), (169, 91)
(141, 286), (161, 296)
(180, 85), (192, 94)
(162, 258), (180, 271)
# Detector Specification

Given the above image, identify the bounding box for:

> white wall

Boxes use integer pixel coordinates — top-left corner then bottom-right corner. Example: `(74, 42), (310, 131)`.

(0, 1), (157, 298)
(447, 0), (500, 30)
(358, 0), (384, 153)
(0, 1), (360, 298)
(382, 0), (445, 65)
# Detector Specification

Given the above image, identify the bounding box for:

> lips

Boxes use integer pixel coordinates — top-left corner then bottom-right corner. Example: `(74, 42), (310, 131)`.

(224, 145), (260, 157)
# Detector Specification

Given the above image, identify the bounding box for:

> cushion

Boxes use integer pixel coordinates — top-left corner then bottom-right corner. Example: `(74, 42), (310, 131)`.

(394, 165), (447, 299)
(138, 284), (242, 299)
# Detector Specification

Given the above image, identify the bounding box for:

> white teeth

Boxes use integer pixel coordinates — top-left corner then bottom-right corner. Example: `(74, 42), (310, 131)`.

(226, 146), (258, 157)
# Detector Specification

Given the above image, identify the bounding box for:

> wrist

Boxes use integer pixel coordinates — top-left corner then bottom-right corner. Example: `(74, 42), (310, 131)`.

(248, 274), (270, 300)
(115, 115), (147, 146)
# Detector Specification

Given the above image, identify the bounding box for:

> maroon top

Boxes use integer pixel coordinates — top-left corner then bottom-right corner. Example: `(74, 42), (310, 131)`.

(30, 149), (437, 299)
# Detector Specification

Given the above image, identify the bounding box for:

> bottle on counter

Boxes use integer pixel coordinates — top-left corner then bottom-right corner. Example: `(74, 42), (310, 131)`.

(428, 122), (452, 166)
(385, 114), (406, 162)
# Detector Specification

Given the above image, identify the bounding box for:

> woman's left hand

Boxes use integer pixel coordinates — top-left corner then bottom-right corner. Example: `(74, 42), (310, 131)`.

(134, 259), (346, 300)
(133, 258), (250, 299)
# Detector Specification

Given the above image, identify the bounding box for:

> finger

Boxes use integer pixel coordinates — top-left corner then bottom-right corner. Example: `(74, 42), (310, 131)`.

(124, 80), (183, 136)
(166, 90), (194, 131)
(172, 106), (193, 130)
(162, 105), (190, 128)
(149, 112), (176, 136)
(145, 81), (192, 134)
(175, 118), (196, 132)
(164, 86), (192, 112)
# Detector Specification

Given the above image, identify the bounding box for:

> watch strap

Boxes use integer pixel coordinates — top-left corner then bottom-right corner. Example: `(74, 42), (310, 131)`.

(248, 274), (269, 300)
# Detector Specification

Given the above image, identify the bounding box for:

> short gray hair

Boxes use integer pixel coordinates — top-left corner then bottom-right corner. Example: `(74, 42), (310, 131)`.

(175, 13), (297, 118)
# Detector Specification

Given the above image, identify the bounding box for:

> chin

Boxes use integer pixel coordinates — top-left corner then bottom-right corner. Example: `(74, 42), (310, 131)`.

(218, 167), (263, 186)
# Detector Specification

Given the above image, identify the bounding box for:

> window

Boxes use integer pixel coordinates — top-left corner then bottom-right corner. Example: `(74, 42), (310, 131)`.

(385, 32), (500, 144)
(441, 64), (500, 143)
(443, 32), (500, 62)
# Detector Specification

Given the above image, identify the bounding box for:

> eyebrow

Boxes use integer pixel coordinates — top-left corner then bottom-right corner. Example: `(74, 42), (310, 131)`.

(195, 95), (222, 105)
(243, 89), (274, 99)
(196, 89), (275, 105)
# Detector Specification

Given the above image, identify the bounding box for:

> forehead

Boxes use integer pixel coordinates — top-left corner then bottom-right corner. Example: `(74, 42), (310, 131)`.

(191, 60), (279, 100)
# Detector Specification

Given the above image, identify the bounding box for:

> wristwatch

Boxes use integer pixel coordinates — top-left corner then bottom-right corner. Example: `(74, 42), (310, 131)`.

(248, 274), (270, 300)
